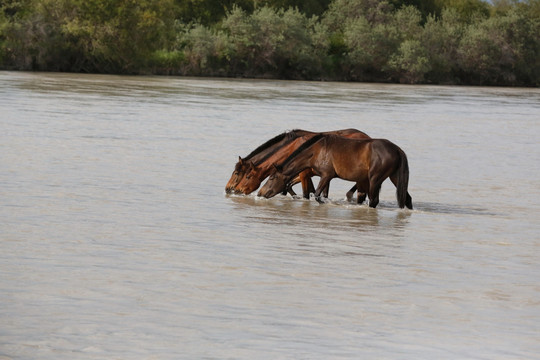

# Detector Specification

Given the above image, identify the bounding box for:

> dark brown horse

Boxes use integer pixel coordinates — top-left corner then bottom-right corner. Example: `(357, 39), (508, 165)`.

(235, 129), (370, 198)
(257, 134), (413, 209)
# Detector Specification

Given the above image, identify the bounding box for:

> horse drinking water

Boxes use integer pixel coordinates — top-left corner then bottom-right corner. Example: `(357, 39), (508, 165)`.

(226, 129), (370, 199)
(257, 134), (413, 209)
(234, 129), (370, 199)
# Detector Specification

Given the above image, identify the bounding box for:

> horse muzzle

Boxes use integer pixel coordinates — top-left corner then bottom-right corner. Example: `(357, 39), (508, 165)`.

(257, 189), (271, 198)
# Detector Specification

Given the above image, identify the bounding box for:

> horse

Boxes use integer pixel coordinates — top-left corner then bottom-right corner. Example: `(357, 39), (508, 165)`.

(225, 130), (309, 194)
(234, 129), (370, 199)
(257, 134), (413, 209)
(226, 128), (369, 196)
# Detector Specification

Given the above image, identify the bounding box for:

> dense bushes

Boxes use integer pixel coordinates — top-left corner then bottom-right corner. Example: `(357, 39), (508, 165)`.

(1, 0), (539, 85)
(0, 0), (177, 73)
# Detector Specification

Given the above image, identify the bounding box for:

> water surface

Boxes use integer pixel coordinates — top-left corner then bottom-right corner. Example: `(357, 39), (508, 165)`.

(1, 71), (539, 359)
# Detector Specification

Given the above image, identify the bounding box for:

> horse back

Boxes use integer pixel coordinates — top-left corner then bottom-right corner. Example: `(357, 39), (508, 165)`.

(324, 128), (370, 138)
(321, 136), (373, 179)
(371, 138), (402, 160)
(325, 136), (402, 175)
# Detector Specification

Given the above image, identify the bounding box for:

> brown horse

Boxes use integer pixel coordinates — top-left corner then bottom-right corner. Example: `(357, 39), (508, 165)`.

(257, 134), (413, 209)
(235, 129), (370, 198)
(225, 130), (309, 194)
(226, 128), (369, 196)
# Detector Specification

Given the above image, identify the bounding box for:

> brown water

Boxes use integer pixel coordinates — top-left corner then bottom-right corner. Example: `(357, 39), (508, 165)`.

(1, 71), (539, 359)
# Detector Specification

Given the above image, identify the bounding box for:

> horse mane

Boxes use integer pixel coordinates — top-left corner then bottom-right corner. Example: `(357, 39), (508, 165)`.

(243, 129), (304, 161)
(277, 133), (326, 170)
(244, 129), (308, 165)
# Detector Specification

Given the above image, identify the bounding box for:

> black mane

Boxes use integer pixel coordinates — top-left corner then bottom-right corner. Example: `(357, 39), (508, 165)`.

(245, 129), (306, 164)
(277, 133), (326, 170)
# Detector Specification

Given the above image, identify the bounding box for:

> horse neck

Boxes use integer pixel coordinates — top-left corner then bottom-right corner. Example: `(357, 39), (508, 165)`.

(254, 162), (278, 181)
(282, 145), (317, 179)
(253, 136), (309, 178)
(247, 139), (285, 164)
(247, 130), (309, 164)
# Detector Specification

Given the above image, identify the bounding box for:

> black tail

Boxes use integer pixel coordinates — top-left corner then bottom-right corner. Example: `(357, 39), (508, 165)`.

(396, 148), (412, 209)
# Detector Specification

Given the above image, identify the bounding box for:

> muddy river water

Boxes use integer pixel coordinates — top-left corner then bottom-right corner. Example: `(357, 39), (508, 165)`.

(1, 71), (539, 359)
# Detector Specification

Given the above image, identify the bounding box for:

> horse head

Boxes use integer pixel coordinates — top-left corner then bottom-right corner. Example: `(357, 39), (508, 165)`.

(257, 164), (288, 198)
(236, 161), (265, 195)
(225, 156), (248, 193)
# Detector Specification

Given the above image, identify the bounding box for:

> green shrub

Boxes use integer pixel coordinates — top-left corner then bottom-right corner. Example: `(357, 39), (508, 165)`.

(388, 39), (430, 83)
(222, 6), (323, 79)
(457, 6), (540, 85)
(420, 8), (464, 83)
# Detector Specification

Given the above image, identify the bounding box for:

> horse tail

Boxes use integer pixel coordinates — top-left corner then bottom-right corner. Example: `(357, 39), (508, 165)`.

(396, 147), (410, 209)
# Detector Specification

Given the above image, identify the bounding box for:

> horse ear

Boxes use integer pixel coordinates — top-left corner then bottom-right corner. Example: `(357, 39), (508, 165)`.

(238, 156), (243, 164)
(249, 161), (256, 170)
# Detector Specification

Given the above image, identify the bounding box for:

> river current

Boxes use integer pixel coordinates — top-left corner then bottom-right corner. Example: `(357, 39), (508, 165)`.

(1, 71), (539, 359)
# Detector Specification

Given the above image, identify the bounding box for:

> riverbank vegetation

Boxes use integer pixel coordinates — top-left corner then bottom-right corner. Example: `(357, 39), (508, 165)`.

(1, 0), (538, 85)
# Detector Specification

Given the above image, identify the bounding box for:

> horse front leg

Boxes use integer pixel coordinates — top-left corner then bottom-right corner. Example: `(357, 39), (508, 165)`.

(354, 180), (369, 204)
(322, 181), (330, 198)
(314, 176), (332, 204)
(346, 184), (357, 202)
(299, 169), (316, 199)
(284, 175), (302, 196)
(357, 192), (367, 204)
(286, 186), (297, 196)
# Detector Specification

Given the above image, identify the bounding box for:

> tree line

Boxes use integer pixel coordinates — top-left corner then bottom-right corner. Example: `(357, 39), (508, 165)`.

(1, 0), (539, 85)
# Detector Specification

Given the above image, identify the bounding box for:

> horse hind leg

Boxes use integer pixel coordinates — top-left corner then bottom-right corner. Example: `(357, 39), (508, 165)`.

(368, 184), (381, 208)
(367, 172), (386, 208)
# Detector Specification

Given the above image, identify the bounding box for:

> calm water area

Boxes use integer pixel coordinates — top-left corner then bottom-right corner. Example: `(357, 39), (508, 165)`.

(1, 71), (539, 359)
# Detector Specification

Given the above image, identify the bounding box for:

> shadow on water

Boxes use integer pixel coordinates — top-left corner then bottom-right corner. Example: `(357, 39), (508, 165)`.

(412, 201), (499, 216)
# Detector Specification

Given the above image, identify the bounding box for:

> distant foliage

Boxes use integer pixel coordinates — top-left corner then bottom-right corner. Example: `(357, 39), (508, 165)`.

(0, 0), (176, 73)
(457, 5), (540, 85)
(221, 6), (324, 78)
(1, 0), (539, 85)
